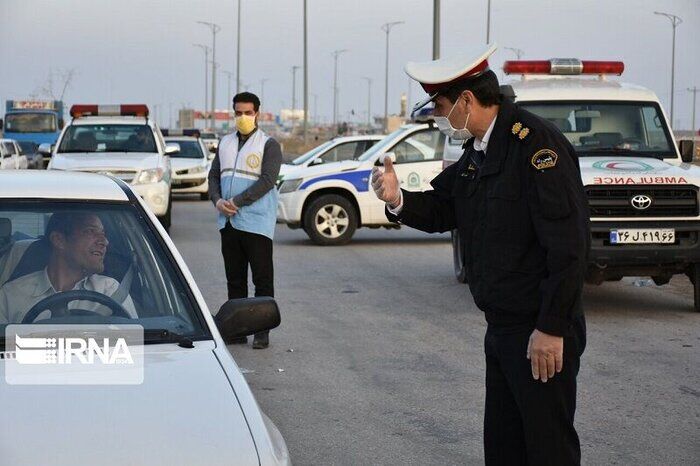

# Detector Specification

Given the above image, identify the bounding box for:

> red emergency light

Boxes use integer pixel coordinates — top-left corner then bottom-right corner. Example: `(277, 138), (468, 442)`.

(70, 104), (150, 118)
(503, 59), (624, 76)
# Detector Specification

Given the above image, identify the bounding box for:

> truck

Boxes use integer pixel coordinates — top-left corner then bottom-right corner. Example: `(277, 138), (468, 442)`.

(448, 58), (700, 311)
(2, 100), (64, 167)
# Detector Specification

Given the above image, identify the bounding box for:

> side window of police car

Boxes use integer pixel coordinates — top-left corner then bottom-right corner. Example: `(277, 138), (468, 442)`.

(392, 130), (444, 164)
(320, 142), (362, 163)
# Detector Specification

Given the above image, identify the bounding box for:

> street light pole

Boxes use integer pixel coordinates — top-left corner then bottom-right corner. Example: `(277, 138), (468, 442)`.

(236, 0), (242, 94)
(221, 70), (233, 127)
(689, 86), (698, 154)
(193, 43), (211, 124)
(332, 49), (348, 128)
(486, 0), (491, 44)
(654, 11), (683, 129)
(381, 21), (403, 133)
(362, 77), (372, 127)
(433, 0), (440, 60)
(291, 65), (300, 130)
(504, 47), (524, 59)
(198, 21), (221, 130)
(303, 0), (309, 144)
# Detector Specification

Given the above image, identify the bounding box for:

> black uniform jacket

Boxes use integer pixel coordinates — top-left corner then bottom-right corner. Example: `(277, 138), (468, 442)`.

(387, 100), (590, 336)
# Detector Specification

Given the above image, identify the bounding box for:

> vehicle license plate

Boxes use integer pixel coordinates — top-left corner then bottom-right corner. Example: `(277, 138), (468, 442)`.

(609, 229), (675, 244)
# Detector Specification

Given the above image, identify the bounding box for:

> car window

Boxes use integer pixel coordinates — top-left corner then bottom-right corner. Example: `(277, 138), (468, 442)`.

(57, 124), (158, 153)
(5, 113), (57, 133)
(0, 202), (208, 341)
(392, 130), (444, 164)
(319, 141), (362, 163)
(3, 142), (17, 156)
(166, 140), (205, 158)
(17, 141), (38, 154)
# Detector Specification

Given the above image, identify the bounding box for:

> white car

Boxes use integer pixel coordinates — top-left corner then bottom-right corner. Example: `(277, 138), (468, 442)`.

(45, 105), (175, 231)
(278, 124), (445, 245)
(0, 170), (290, 465)
(200, 131), (219, 153)
(163, 132), (211, 200)
(279, 135), (384, 179)
(0, 139), (29, 170)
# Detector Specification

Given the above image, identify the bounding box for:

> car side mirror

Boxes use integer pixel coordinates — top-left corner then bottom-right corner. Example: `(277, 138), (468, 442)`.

(679, 140), (694, 163)
(38, 143), (52, 155)
(375, 151), (396, 166)
(215, 296), (281, 342)
(310, 158), (324, 166)
(164, 143), (181, 155)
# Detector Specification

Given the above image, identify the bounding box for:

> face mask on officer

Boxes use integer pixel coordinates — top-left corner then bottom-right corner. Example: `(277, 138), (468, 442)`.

(434, 93), (473, 140)
(235, 113), (257, 135)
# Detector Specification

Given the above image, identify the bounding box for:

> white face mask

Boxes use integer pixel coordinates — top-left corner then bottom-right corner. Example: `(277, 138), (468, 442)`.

(434, 98), (473, 140)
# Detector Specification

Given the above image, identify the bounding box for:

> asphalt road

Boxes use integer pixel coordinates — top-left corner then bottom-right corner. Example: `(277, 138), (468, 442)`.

(170, 197), (700, 466)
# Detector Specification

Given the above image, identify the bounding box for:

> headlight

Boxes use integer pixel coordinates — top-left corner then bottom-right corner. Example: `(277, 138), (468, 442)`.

(279, 178), (303, 193)
(134, 167), (165, 184)
(188, 165), (206, 174)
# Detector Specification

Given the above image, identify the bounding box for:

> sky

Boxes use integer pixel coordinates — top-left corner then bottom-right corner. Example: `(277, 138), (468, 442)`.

(1, 0), (699, 129)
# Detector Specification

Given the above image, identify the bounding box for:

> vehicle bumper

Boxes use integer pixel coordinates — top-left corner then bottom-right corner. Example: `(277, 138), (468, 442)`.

(172, 174), (208, 194)
(131, 180), (170, 216)
(277, 191), (305, 225)
(587, 220), (700, 280)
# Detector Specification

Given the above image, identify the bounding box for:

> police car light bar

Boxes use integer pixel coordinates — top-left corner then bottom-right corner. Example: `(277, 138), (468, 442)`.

(503, 59), (624, 76)
(70, 104), (150, 118)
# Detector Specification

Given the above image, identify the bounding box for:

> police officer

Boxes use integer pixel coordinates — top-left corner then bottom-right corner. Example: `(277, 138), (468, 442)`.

(208, 92), (282, 349)
(372, 45), (590, 465)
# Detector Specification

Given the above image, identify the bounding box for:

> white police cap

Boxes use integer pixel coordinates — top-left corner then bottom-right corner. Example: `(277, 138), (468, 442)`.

(405, 43), (498, 112)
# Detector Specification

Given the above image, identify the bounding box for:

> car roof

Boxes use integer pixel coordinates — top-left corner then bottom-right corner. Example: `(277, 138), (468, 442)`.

(0, 171), (129, 201)
(510, 77), (659, 103)
(330, 135), (385, 142)
(70, 116), (152, 126)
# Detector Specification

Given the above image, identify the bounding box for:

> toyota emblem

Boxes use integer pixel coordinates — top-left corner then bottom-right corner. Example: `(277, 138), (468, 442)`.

(630, 194), (652, 210)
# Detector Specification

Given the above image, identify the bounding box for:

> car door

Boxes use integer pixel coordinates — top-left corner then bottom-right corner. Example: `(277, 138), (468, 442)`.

(14, 142), (28, 169)
(0, 144), (7, 169)
(390, 128), (445, 192)
(2, 142), (17, 169)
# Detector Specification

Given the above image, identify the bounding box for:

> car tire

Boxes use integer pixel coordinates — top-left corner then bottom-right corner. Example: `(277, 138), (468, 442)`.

(452, 229), (468, 283)
(303, 194), (357, 246)
(693, 264), (700, 312)
(158, 192), (172, 232)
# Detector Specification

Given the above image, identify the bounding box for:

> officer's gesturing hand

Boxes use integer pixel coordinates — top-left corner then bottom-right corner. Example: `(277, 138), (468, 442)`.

(216, 198), (238, 216)
(527, 329), (564, 383)
(371, 157), (401, 208)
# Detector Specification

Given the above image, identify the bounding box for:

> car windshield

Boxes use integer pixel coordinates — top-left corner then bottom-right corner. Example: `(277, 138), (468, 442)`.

(0, 201), (209, 345)
(519, 101), (675, 158)
(291, 140), (334, 165)
(17, 141), (38, 154)
(5, 113), (57, 133)
(57, 124), (158, 153)
(357, 127), (408, 161)
(166, 139), (204, 158)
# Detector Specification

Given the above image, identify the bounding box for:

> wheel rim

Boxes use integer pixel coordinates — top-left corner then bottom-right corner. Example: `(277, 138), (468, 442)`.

(315, 203), (349, 239)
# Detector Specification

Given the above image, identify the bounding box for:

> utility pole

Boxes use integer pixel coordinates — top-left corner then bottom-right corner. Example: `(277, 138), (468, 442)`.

(260, 78), (268, 104)
(197, 21), (221, 130)
(291, 65), (300, 130)
(221, 70), (233, 126)
(381, 21), (403, 133)
(236, 0), (242, 94)
(504, 47), (524, 59)
(654, 11), (683, 129)
(486, 0), (491, 44)
(332, 49), (348, 128)
(689, 86), (699, 155)
(303, 0), (309, 144)
(433, 0), (440, 60)
(193, 43), (211, 124)
(362, 77), (372, 127)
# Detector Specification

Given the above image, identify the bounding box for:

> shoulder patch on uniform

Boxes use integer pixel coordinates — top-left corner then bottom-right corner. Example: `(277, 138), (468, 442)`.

(531, 149), (558, 170)
(511, 122), (530, 141)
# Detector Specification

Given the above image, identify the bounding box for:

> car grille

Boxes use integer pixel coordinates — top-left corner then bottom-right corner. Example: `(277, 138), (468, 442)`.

(176, 168), (189, 175)
(586, 185), (699, 217)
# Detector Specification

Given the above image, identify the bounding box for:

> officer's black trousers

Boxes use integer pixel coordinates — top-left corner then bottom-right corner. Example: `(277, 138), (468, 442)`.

(483, 315), (586, 466)
(220, 222), (274, 335)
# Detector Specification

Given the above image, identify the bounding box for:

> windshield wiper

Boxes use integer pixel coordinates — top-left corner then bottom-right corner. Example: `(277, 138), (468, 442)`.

(578, 148), (663, 159)
(143, 329), (194, 348)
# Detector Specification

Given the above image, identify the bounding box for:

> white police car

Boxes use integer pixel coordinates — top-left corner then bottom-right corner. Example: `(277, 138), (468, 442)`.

(0, 170), (290, 465)
(162, 129), (212, 200)
(45, 105), (175, 231)
(279, 134), (384, 179)
(278, 122), (445, 245)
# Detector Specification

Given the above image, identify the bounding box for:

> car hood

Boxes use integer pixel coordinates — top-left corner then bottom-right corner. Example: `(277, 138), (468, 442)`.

(284, 159), (366, 180)
(0, 343), (259, 466)
(50, 153), (160, 172)
(170, 157), (207, 171)
(578, 156), (694, 186)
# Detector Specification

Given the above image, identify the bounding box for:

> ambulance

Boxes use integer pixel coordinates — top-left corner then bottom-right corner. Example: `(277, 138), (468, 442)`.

(448, 59), (700, 311)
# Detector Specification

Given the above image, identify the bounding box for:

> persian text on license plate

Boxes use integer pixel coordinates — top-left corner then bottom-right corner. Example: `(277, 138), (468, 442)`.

(609, 229), (675, 244)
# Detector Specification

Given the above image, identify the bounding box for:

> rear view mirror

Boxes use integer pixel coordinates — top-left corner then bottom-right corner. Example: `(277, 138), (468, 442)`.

(679, 140), (694, 163)
(215, 297), (281, 342)
(38, 143), (52, 155)
(375, 151), (396, 166)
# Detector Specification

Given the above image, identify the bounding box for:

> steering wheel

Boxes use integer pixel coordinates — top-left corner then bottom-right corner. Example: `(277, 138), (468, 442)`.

(22, 290), (132, 324)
